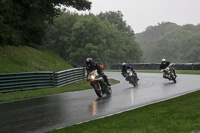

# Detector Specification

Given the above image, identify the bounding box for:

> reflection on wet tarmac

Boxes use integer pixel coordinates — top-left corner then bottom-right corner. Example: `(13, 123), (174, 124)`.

(89, 96), (112, 116)
(92, 101), (97, 116)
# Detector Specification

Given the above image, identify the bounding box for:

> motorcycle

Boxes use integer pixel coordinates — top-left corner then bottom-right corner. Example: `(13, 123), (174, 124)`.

(87, 70), (112, 98)
(124, 69), (138, 87)
(160, 65), (177, 83)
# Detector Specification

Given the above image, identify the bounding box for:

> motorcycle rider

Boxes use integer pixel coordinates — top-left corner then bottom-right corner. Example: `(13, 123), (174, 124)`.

(86, 58), (111, 86)
(159, 58), (177, 79)
(121, 62), (139, 80)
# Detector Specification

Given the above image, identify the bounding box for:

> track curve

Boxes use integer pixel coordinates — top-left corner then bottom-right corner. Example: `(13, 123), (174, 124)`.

(0, 72), (200, 133)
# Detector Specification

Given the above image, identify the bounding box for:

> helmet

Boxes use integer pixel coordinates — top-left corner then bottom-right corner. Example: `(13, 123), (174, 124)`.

(122, 62), (127, 68)
(162, 58), (166, 62)
(86, 58), (93, 67)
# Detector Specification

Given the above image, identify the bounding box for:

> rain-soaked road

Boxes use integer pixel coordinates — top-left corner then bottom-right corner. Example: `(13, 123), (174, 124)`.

(0, 72), (200, 133)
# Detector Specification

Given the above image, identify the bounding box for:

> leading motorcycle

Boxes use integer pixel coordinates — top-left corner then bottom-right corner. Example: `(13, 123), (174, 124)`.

(123, 69), (138, 87)
(87, 70), (112, 98)
(160, 65), (177, 83)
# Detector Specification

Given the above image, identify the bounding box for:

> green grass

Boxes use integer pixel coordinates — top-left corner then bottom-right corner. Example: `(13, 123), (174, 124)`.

(47, 90), (200, 133)
(0, 45), (73, 73)
(0, 79), (120, 103)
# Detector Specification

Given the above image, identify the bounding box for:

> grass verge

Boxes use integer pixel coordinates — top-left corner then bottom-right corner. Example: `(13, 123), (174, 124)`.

(0, 45), (72, 73)
(0, 79), (120, 103)
(47, 90), (200, 133)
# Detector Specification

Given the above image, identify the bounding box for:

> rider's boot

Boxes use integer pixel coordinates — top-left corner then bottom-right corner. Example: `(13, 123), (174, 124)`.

(107, 82), (111, 86)
(102, 74), (111, 86)
(105, 77), (111, 86)
(175, 73), (177, 77)
(172, 68), (177, 77)
(105, 79), (111, 86)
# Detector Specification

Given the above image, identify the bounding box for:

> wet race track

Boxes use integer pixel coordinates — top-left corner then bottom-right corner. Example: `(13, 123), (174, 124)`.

(0, 72), (200, 133)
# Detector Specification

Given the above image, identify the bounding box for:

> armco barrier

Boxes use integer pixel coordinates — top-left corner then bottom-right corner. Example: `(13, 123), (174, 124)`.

(0, 68), (86, 93)
(53, 68), (85, 87)
(110, 63), (200, 70)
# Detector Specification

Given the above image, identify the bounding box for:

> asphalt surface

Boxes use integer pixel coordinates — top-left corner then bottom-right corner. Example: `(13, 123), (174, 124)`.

(0, 72), (200, 133)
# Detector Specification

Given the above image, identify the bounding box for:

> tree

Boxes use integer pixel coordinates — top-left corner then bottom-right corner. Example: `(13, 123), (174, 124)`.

(69, 14), (109, 65)
(43, 11), (142, 66)
(136, 22), (200, 63)
(98, 11), (135, 37)
(43, 11), (80, 60)
(0, 0), (91, 46)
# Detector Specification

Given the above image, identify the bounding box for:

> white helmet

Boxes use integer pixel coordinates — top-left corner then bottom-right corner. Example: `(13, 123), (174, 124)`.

(122, 62), (126, 67)
(162, 58), (166, 62)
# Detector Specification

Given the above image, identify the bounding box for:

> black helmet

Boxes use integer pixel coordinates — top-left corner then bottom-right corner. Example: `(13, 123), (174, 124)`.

(86, 58), (93, 67)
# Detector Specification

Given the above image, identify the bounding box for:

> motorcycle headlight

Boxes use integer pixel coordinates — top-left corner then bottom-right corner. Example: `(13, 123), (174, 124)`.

(91, 75), (95, 80)
(165, 67), (170, 72)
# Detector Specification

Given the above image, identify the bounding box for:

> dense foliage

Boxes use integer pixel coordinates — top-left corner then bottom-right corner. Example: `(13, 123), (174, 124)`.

(0, 0), (91, 46)
(136, 22), (200, 63)
(43, 11), (142, 67)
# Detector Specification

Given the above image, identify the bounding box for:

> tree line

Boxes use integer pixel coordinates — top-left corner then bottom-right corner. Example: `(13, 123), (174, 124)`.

(42, 11), (142, 67)
(0, 0), (142, 67)
(136, 22), (200, 63)
(0, 0), (91, 46)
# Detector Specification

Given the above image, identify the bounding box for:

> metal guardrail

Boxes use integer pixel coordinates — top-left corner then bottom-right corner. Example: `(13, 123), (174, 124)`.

(53, 68), (85, 87)
(0, 68), (86, 93)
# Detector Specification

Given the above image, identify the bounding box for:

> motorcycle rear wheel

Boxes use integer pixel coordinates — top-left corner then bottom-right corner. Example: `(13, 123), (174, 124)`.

(172, 76), (176, 83)
(173, 79), (176, 83)
(106, 86), (112, 96)
(171, 71), (177, 83)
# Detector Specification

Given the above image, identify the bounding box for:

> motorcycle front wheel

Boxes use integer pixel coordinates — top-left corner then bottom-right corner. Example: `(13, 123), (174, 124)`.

(131, 77), (138, 87)
(94, 83), (102, 98)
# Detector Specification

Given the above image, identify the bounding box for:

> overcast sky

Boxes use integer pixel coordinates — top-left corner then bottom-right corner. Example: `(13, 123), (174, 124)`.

(69, 0), (200, 33)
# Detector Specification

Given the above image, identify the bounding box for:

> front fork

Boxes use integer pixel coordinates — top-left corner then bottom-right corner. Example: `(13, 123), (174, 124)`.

(163, 72), (170, 79)
(91, 81), (102, 91)
(163, 69), (176, 80)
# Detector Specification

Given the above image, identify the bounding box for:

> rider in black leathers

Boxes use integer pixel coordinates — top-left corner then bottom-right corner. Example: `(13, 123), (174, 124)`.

(160, 58), (177, 79)
(160, 58), (170, 70)
(86, 58), (111, 86)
